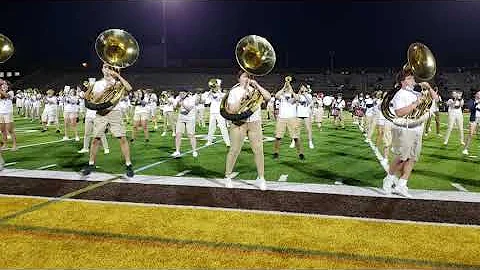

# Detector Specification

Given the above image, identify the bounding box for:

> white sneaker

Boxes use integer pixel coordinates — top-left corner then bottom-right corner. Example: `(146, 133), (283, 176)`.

(192, 151), (198, 158)
(224, 177), (233, 188)
(75, 136), (80, 142)
(461, 141), (466, 147)
(77, 148), (89, 154)
(171, 151), (181, 157)
(62, 136), (69, 141)
(309, 141), (314, 149)
(443, 141), (448, 146)
(462, 149), (469, 155)
(380, 158), (389, 168)
(205, 141), (213, 146)
(382, 175), (395, 194)
(393, 185), (412, 198)
(172, 132), (175, 137)
(256, 177), (267, 191)
(161, 132), (166, 137)
(364, 138), (371, 143)
(104, 148), (110, 154)
(289, 140), (295, 148)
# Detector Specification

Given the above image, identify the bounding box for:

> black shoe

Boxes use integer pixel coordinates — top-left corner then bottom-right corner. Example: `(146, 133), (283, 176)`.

(125, 164), (134, 178)
(145, 139), (149, 143)
(299, 154), (305, 160)
(56, 129), (61, 133)
(41, 129), (47, 133)
(130, 138), (135, 142)
(273, 153), (279, 159)
(81, 164), (95, 176)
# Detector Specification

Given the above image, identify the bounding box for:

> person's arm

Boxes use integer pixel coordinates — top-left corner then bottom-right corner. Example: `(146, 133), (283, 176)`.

(395, 99), (421, 117)
(250, 80), (271, 101)
(109, 70), (133, 91)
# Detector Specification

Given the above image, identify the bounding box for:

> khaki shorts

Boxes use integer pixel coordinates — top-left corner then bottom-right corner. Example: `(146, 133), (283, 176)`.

(275, 117), (300, 138)
(93, 110), (126, 138)
(64, 112), (77, 120)
(391, 127), (422, 161)
(176, 119), (195, 135)
(133, 112), (150, 122)
(0, 113), (13, 124)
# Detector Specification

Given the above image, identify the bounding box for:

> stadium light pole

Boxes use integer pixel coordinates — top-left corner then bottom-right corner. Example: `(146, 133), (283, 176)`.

(162, 0), (167, 68)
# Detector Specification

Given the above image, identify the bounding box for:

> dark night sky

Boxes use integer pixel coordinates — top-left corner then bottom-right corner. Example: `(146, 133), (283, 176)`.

(2, 0), (480, 69)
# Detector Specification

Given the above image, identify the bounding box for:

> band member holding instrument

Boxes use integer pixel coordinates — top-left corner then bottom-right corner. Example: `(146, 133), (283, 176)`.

(171, 91), (199, 158)
(147, 90), (159, 131)
(443, 90), (465, 146)
(0, 79), (16, 151)
(364, 93), (376, 141)
(81, 64), (134, 177)
(161, 91), (176, 137)
(323, 94), (334, 119)
(375, 91), (392, 166)
(273, 77), (304, 160)
(63, 86), (80, 141)
(463, 90), (480, 155)
(312, 92), (324, 129)
(206, 79), (230, 147)
(131, 89), (150, 143)
(424, 86), (441, 137)
(332, 93), (345, 129)
(382, 70), (438, 198)
(291, 84), (314, 149)
(224, 71), (271, 190)
(41, 89), (61, 133)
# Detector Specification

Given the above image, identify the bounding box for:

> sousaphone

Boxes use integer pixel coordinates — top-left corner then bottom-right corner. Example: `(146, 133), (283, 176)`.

(84, 29), (139, 115)
(381, 42), (436, 127)
(220, 35), (276, 123)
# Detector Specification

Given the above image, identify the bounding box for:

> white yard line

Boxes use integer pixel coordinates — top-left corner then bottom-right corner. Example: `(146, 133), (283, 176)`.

(451, 183), (469, 192)
(278, 174), (288, 182)
(36, 164), (57, 170)
(175, 170), (191, 177)
(4, 138), (73, 151)
(0, 193), (477, 228)
(4, 162), (17, 166)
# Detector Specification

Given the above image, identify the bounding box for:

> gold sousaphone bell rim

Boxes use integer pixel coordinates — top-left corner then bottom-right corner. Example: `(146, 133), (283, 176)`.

(235, 35), (276, 76)
(95, 28), (140, 69)
(0, 34), (14, 64)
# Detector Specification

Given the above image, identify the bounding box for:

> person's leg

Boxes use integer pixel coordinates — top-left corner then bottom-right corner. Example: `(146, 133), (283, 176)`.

(444, 112), (455, 144)
(225, 124), (246, 176)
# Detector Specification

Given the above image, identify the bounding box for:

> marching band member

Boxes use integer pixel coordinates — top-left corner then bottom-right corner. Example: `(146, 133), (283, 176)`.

(31, 89), (41, 122)
(77, 87), (86, 122)
(171, 91), (199, 158)
(424, 86), (441, 137)
(81, 64), (134, 177)
(63, 86), (80, 141)
(290, 84), (314, 149)
(148, 90), (159, 131)
(364, 93), (376, 142)
(351, 94), (361, 125)
(131, 89), (150, 142)
(273, 77), (304, 160)
(41, 89), (61, 133)
(312, 92), (324, 128)
(0, 79), (17, 151)
(322, 94), (334, 119)
(443, 90), (465, 146)
(375, 91), (392, 166)
(195, 90), (207, 128)
(78, 107), (110, 154)
(463, 90), (480, 155)
(332, 93), (345, 129)
(205, 79), (230, 147)
(224, 71), (271, 190)
(15, 90), (24, 116)
(266, 96), (275, 121)
(161, 91), (176, 137)
(382, 70), (438, 198)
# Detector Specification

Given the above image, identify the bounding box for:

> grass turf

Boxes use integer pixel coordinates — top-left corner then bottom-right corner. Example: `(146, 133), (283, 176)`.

(0, 196), (478, 268)
(2, 111), (480, 192)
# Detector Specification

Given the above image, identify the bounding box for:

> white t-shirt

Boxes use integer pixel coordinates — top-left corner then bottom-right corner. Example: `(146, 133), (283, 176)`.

(92, 79), (121, 111)
(0, 98), (12, 114)
(323, 96), (334, 106)
(177, 94), (197, 121)
(447, 98), (463, 113)
(296, 93), (312, 118)
(209, 91), (225, 114)
(85, 108), (97, 119)
(227, 85), (261, 123)
(333, 98), (345, 110)
(278, 93), (297, 119)
(163, 97), (174, 112)
(391, 88), (423, 132)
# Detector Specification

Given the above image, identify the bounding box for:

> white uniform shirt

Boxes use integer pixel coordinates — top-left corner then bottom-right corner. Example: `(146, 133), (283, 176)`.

(391, 88), (423, 132)
(278, 93), (297, 119)
(227, 85), (261, 123)
(177, 94), (197, 121)
(209, 91), (225, 114)
(296, 93), (312, 118)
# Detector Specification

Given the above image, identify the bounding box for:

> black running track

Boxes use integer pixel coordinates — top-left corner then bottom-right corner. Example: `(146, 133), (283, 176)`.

(0, 176), (478, 225)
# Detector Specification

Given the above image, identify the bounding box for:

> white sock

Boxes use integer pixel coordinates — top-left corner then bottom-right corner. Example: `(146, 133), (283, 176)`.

(398, 178), (408, 187)
(88, 161), (94, 165)
(125, 162), (132, 166)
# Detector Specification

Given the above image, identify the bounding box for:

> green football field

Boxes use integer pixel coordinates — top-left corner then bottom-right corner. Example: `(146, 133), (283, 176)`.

(2, 111), (479, 193)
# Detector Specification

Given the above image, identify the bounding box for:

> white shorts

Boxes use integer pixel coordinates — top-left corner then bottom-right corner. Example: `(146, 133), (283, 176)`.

(0, 113), (13, 124)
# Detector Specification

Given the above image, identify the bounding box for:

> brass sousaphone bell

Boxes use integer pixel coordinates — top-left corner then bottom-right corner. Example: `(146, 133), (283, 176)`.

(381, 42), (436, 127)
(220, 35), (276, 123)
(84, 29), (139, 115)
(0, 34), (14, 64)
